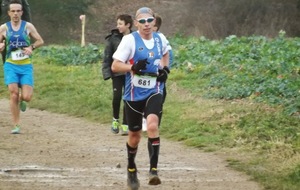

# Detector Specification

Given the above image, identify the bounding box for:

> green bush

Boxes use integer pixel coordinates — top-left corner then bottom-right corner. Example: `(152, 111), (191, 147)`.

(35, 43), (102, 65)
(171, 32), (300, 116)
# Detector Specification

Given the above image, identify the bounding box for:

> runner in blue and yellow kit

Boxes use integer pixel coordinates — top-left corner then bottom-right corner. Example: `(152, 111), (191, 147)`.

(1, 0), (31, 63)
(0, 0), (44, 134)
(112, 7), (169, 190)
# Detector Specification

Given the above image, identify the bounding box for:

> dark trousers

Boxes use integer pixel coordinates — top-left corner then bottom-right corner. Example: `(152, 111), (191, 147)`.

(112, 75), (127, 125)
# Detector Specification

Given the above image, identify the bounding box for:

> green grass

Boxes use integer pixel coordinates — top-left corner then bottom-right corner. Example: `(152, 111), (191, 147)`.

(30, 63), (112, 122)
(0, 38), (299, 190)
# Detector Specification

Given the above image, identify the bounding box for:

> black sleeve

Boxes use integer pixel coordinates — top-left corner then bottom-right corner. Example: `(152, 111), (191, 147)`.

(21, 0), (31, 22)
(0, 0), (10, 23)
(0, 0), (2, 17)
(102, 38), (114, 80)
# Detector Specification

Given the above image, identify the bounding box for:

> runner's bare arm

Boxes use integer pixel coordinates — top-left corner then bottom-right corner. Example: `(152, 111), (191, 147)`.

(161, 51), (169, 68)
(111, 59), (132, 73)
(22, 23), (44, 54)
(0, 24), (6, 52)
(27, 23), (44, 49)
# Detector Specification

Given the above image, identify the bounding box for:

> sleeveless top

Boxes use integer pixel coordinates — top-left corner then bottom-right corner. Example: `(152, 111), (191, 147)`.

(123, 31), (164, 101)
(5, 20), (31, 65)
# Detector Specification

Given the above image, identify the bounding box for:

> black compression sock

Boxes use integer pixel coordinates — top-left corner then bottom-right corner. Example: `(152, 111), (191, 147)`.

(148, 137), (160, 170)
(127, 142), (138, 169)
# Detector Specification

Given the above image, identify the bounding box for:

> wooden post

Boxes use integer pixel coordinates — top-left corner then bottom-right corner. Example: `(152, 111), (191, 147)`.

(79, 15), (86, 47)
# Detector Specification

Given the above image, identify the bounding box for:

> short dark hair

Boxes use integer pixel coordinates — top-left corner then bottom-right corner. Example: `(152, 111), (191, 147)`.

(117, 14), (133, 30)
(9, 0), (22, 5)
(154, 13), (162, 31)
(9, 0), (22, 10)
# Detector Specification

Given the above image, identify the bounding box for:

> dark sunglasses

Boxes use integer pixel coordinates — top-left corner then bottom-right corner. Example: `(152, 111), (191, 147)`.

(137, 17), (154, 24)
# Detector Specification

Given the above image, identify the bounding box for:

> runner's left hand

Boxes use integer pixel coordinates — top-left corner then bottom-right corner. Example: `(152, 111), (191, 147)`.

(157, 66), (170, 82)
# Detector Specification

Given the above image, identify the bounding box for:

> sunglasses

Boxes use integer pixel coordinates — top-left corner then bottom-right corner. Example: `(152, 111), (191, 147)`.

(137, 17), (155, 24)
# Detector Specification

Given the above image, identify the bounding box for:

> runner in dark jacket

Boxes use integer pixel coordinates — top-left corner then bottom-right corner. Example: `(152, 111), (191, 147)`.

(102, 14), (133, 135)
(102, 29), (124, 80)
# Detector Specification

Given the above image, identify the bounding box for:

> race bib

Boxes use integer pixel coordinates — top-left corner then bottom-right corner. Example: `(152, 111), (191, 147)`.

(11, 49), (29, 61)
(132, 75), (157, 89)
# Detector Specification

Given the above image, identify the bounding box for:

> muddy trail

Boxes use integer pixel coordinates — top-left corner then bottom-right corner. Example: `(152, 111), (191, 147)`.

(0, 99), (262, 190)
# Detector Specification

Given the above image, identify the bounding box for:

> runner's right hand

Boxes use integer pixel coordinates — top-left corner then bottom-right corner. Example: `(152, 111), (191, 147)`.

(131, 58), (149, 74)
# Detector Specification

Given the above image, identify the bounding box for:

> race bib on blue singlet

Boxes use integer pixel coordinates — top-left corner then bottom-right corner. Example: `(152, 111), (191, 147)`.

(132, 74), (157, 89)
(11, 49), (29, 61)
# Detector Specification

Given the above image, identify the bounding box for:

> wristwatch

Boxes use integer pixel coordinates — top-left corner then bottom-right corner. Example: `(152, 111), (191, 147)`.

(31, 44), (36, 50)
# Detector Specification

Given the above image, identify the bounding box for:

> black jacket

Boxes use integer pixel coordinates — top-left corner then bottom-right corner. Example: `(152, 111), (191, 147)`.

(102, 29), (125, 80)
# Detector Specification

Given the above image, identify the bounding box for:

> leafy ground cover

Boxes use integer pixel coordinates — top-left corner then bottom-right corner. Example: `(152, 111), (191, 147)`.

(37, 43), (102, 65)
(173, 32), (300, 116)
(171, 31), (300, 116)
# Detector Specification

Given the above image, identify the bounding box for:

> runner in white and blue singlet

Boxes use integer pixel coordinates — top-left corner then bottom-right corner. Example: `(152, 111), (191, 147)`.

(112, 7), (169, 189)
(122, 31), (165, 101)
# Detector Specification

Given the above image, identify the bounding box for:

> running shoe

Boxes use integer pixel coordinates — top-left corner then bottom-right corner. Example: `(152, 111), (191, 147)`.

(11, 125), (20, 134)
(148, 168), (161, 185)
(120, 124), (128, 136)
(20, 101), (26, 112)
(111, 120), (119, 134)
(127, 168), (140, 190)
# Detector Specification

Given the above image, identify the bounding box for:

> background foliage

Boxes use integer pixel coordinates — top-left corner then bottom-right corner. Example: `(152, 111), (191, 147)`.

(37, 43), (101, 65)
(171, 31), (300, 116)
(28, 0), (300, 44)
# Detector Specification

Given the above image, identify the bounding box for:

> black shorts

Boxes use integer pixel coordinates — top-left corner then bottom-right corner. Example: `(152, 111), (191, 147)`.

(125, 93), (163, 132)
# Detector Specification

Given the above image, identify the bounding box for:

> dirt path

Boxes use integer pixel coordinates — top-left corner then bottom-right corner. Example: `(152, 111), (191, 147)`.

(0, 99), (262, 190)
